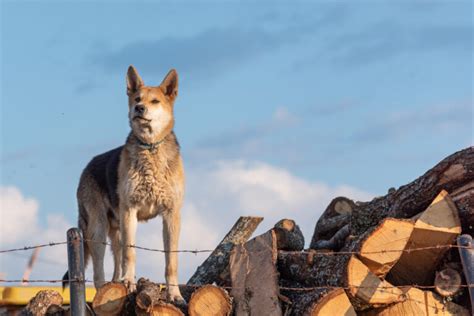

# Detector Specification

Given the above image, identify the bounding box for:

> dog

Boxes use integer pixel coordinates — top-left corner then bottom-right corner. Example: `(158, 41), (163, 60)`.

(63, 66), (184, 303)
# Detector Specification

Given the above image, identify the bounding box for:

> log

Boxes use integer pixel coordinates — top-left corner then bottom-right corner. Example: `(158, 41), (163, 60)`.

(135, 302), (184, 316)
(230, 230), (283, 315)
(388, 190), (462, 286)
(187, 216), (263, 286)
(135, 278), (166, 311)
(360, 287), (470, 316)
(358, 218), (414, 277)
(452, 180), (474, 235)
(351, 147), (474, 235)
(435, 268), (462, 297)
(188, 285), (232, 316)
(284, 288), (356, 316)
(24, 290), (63, 316)
(273, 219), (305, 251)
(277, 251), (404, 310)
(92, 282), (128, 316)
(311, 224), (350, 250)
(458, 234), (474, 311)
(310, 197), (355, 246)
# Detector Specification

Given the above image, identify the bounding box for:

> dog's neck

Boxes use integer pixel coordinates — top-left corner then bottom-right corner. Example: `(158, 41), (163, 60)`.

(128, 133), (165, 152)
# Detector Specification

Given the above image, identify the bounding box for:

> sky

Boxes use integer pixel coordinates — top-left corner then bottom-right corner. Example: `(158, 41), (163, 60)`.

(0, 1), (472, 285)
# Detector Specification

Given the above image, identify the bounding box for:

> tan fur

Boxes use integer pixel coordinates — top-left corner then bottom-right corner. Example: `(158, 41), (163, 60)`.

(76, 66), (184, 302)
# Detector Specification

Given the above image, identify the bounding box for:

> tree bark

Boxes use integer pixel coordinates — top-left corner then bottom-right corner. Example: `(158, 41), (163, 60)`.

(135, 278), (166, 311)
(273, 219), (305, 251)
(351, 147), (474, 235)
(187, 216), (263, 286)
(23, 290), (63, 316)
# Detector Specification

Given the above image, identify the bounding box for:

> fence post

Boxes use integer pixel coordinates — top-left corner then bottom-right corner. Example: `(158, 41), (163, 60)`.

(67, 228), (86, 316)
(457, 234), (473, 311)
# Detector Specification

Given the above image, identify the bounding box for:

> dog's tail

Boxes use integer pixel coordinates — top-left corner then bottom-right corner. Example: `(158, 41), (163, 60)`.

(62, 206), (91, 290)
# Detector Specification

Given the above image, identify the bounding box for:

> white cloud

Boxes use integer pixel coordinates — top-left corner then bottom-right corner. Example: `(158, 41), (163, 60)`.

(0, 161), (373, 284)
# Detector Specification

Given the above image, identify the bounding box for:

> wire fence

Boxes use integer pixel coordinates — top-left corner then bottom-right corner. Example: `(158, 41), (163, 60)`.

(0, 239), (472, 293)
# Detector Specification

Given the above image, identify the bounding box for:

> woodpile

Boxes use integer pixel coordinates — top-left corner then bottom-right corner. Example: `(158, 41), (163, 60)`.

(22, 147), (474, 315)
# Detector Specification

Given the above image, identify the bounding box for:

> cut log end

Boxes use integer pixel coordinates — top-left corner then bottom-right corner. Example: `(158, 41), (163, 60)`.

(435, 268), (462, 297)
(274, 219), (305, 251)
(307, 289), (356, 316)
(188, 285), (232, 316)
(92, 282), (128, 316)
(138, 302), (184, 316)
(359, 218), (414, 277)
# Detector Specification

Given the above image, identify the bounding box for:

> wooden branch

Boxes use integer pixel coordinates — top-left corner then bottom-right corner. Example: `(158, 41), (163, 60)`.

(187, 216), (263, 286)
(311, 224), (350, 251)
(188, 285), (232, 316)
(452, 180), (474, 235)
(351, 147), (474, 235)
(24, 290), (63, 316)
(273, 219), (305, 251)
(230, 230), (283, 315)
(310, 197), (355, 245)
(92, 282), (128, 316)
(457, 234), (474, 311)
(388, 190), (461, 286)
(135, 278), (165, 311)
(435, 268), (462, 297)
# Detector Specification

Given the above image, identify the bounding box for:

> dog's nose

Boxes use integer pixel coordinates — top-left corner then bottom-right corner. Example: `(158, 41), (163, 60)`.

(135, 104), (146, 115)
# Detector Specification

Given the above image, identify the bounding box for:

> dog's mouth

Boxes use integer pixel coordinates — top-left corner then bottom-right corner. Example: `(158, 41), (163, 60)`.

(133, 116), (152, 123)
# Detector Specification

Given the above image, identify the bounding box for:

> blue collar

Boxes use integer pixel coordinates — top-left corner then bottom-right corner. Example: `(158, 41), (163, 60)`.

(135, 137), (163, 151)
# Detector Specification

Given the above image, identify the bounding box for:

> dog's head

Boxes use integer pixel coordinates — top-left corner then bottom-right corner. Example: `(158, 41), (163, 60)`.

(126, 66), (178, 144)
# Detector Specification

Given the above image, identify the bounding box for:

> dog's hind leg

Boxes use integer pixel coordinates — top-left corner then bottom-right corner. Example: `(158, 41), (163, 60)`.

(108, 226), (122, 282)
(84, 207), (109, 289)
(162, 209), (184, 303)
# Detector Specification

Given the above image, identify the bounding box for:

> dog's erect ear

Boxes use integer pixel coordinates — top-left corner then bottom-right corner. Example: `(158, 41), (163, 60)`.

(126, 65), (144, 95)
(160, 69), (178, 101)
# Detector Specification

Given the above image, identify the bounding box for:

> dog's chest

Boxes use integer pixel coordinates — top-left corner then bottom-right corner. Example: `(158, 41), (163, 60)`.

(122, 151), (174, 217)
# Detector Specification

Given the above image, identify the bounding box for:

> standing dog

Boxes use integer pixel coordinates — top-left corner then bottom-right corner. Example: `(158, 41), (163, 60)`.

(66, 66), (184, 303)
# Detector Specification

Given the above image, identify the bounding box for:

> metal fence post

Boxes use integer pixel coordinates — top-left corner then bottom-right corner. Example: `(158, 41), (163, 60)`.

(457, 234), (474, 313)
(67, 228), (86, 316)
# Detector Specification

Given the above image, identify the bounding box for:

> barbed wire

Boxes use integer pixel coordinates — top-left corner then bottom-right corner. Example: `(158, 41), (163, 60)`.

(0, 240), (469, 255)
(0, 278), (473, 292)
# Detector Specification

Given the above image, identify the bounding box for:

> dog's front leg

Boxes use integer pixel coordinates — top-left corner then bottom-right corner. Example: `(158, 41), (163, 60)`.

(162, 209), (184, 303)
(120, 207), (138, 292)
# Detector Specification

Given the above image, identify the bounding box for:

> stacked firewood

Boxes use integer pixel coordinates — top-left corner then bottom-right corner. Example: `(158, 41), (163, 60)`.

(24, 147), (473, 315)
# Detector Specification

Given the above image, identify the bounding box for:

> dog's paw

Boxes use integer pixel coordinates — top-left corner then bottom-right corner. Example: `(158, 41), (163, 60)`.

(167, 289), (186, 306)
(123, 278), (136, 293)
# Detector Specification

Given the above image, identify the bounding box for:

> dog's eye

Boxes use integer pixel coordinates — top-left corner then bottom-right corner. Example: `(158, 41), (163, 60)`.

(135, 97), (141, 103)
(151, 99), (160, 104)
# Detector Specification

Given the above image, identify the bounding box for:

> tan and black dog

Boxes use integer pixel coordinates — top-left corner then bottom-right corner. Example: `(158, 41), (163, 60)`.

(64, 66), (184, 303)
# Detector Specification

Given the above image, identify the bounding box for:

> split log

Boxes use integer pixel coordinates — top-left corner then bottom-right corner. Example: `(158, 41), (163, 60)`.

(435, 268), (462, 297)
(24, 290), (63, 316)
(135, 278), (165, 311)
(187, 216), (263, 286)
(273, 219), (305, 251)
(358, 218), (414, 277)
(388, 190), (462, 286)
(278, 251), (404, 310)
(351, 147), (474, 235)
(135, 302), (184, 316)
(92, 282), (128, 316)
(188, 285), (232, 316)
(230, 230), (283, 315)
(284, 288), (356, 316)
(360, 287), (470, 316)
(310, 196), (355, 246)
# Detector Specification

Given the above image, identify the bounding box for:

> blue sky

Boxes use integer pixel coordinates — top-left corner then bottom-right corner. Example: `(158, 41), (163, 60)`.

(0, 1), (472, 282)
